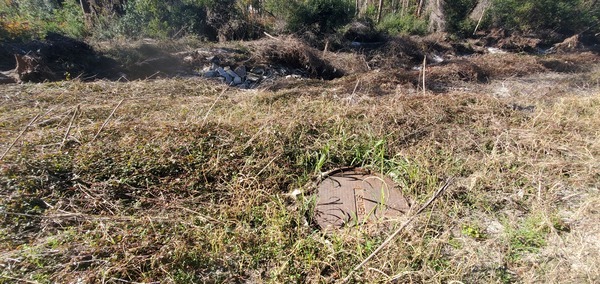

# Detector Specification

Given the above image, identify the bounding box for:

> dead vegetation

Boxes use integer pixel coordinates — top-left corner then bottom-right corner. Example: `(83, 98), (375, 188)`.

(248, 36), (344, 80)
(1, 34), (600, 283)
(1, 50), (600, 282)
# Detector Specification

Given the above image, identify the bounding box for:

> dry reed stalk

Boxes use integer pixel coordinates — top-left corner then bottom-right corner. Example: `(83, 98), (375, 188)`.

(202, 88), (227, 127)
(0, 111), (47, 161)
(92, 99), (125, 142)
(422, 56), (427, 95)
(61, 105), (79, 149)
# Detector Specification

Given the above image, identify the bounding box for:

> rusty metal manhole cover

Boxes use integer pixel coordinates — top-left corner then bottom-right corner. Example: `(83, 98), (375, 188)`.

(315, 168), (410, 230)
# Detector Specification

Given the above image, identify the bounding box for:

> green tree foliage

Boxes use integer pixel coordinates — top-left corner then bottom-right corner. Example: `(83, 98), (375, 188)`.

(116, 0), (259, 40)
(1, 0), (599, 40)
(118, 0), (213, 38)
(490, 0), (596, 34)
(0, 0), (85, 39)
(444, 0), (478, 36)
(377, 12), (428, 35)
(278, 0), (356, 34)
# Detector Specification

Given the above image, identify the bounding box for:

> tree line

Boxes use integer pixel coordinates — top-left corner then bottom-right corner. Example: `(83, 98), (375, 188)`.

(1, 0), (599, 41)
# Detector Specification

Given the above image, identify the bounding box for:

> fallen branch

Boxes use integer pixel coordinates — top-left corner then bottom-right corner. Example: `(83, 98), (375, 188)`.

(61, 105), (79, 149)
(0, 113), (42, 161)
(342, 178), (454, 283)
(92, 99), (124, 142)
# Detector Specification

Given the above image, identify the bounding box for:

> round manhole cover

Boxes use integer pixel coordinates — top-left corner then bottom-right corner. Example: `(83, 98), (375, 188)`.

(315, 168), (410, 230)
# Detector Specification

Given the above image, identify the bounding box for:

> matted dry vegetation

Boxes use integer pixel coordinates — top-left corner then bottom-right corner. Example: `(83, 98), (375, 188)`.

(1, 51), (599, 283)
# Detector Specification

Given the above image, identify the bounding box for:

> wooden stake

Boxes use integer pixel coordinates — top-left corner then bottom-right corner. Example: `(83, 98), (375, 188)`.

(422, 56), (427, 95)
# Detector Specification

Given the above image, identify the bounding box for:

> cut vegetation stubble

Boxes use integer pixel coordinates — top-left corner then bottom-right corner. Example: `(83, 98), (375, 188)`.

(1, 54), (600, 283)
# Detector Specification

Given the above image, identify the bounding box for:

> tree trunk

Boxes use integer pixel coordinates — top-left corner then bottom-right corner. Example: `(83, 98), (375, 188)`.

(469, 0), (492, 21)
(79, 0), (93, 27)
(417, 0), (424, 17)
(377, 0), (384, 23)
(426, 0), (446, 33)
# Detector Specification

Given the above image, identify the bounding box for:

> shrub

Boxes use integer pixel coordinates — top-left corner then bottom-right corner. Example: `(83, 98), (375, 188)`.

(490, 0), (594, 35)
(118, 0), (203, 38)
(284, 0), (355, 34)
(444, 0), (478, 37)
(377, 12), (428, 36)
(51, 1), (86, 38)
(0, 0), (85, 39)
(116, 0), (256, 41)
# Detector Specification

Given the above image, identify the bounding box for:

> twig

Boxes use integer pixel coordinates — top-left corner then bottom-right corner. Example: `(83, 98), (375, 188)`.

(201, 88), (227, 127)
(363, 56), (371, 71)
(61, 105), (79, 149)
(145, 71), (161, 80)
(473, 7), (487, 35)
(256, 154), (280, 177)
(263, 32), (280, 40)
(242, 123), (268, 152)
(92, 99), (124, 142)
(351, 79), (361, 96)
(0, 113), (41, 161)
(109, 278), (160, 284)
(1, 211), (176, 223)
(0, 275), (39, 284)
(342, 178), (454, 283)
(422, 56), (427, 95)
(172, 24), (188, 39)
(176, 206), (223, 224)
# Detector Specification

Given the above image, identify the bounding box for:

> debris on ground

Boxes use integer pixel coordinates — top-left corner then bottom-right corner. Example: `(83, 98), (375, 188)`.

(1, 31), (598, 87)
(178, 36), (345, 88)
(0, 33), (120, 83)
(314, 167), (410, 230)
(548, 34), (585, 54)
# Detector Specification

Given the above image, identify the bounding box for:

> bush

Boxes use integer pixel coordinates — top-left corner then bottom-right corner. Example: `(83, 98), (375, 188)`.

(284, 0), (355, 34)
(118, 0), (210, 39)
(377, 13), (428, 36)
(0, 0), (86, 39)
(116, 0), (257, 41)
(490, 0), (594, 35)
(444, 0), (478, 37)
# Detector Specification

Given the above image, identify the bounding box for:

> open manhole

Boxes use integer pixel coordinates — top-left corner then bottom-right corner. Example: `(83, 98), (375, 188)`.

(314, 168), (410, 230)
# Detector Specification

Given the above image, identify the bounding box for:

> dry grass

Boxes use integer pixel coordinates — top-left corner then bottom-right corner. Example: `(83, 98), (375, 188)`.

(248, 36), (343, 80)
(1, 50), (599, 283)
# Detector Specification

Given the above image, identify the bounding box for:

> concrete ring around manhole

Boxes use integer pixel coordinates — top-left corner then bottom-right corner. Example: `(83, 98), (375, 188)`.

(314, 167), (410, 230)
